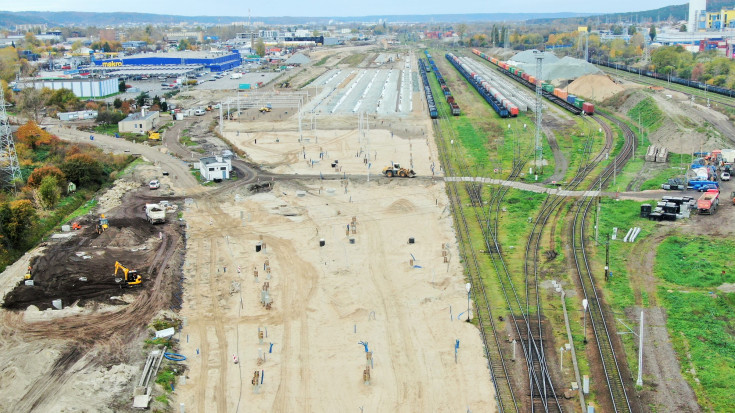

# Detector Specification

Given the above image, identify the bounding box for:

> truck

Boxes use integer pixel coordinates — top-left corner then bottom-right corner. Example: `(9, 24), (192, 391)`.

(688, 180), (719, 191)
(697, 189), (719, 214)
(145, 204), (166, 224)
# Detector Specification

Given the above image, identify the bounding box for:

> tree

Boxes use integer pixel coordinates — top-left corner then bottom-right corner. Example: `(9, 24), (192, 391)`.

(27, 165), (65, 188)
(612, 25), (623, 36)
(628, 26), (637, 35)
(679, 24), (687, 32)
(649, 25), (657, 42)
(178, 39), (190, 51)
(16, 121), (59, 150)
(255, 38), (265, 57)
(17, 88), (48, 123)
(119, 79), (126, 93)
(113, 98), (123, 109)
(0, 200), (36, 248)
(47, 88), (80, 112)
(38, 175), (60, 209)
(456, 23), (468, 42)
(61, 153), (105, 188)
(135, 91), (150, 107)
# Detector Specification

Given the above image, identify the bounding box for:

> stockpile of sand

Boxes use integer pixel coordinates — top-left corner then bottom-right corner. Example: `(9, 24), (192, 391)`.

(567, 74), (624, 101)
(508, 51), (600, 82)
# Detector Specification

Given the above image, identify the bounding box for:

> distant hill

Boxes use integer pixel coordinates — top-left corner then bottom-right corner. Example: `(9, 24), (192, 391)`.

(529, 0), (735, 25)
(0, 11), (594, 28)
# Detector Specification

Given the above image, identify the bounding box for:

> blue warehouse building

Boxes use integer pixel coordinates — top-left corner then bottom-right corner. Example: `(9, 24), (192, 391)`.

(93, 51), (241, 72)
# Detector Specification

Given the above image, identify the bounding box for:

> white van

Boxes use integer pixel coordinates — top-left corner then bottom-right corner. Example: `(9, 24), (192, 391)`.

(194, 108), (206, 116)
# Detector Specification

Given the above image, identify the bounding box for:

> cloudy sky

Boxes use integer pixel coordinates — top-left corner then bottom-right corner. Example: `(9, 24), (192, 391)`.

(4, 0), (685, 17)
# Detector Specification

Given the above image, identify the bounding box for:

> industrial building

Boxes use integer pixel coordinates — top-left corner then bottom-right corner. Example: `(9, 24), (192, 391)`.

(199, 156), (232, 181)
(118, 110), (160, 134)
(18, 77), (118, 99)
(93, 51), (242, 72)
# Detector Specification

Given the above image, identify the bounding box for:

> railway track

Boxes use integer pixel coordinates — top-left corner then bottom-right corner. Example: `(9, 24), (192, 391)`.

(570, 110), (637, 413)
(432, 114), (519, 412)
(429, 64), (560, 411)
(597, 64), (735, 109)
(521, 115), (614, 412)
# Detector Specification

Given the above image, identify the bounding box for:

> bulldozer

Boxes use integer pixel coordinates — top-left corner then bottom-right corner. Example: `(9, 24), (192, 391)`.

(114, 261), (142, 286)
(259, 104), (272, 113)
(382, 163), (416, 178)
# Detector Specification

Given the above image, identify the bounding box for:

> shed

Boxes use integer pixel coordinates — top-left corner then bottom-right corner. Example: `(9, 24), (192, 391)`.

(199, 156), (232, 181)
(118, 109), (160, 134)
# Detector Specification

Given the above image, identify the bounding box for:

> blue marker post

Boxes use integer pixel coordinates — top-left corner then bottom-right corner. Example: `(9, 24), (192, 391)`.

(455, 339), (460, 363)
(269, 343), (274, 353)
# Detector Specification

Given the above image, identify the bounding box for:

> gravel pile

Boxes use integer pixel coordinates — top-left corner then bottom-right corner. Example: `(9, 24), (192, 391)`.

(508, 50), (600, 82)
(97, 179), (142, 212)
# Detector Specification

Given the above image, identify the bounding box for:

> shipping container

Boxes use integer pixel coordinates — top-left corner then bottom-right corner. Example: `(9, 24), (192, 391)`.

(574, 98), (585, 109)
(582, 102), (595, 115)
(567, 95), (577, 104)
(542, 83), (554, 93)
(239, 83), (251, 89)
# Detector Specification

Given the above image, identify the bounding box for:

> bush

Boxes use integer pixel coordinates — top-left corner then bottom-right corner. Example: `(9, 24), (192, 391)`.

(38, 175), (60, 209)
(61, 153), (105, 188)
(27, 165), (65, 188)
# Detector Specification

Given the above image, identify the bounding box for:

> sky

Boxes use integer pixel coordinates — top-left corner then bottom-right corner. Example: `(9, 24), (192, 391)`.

(3, 0), (686, 17)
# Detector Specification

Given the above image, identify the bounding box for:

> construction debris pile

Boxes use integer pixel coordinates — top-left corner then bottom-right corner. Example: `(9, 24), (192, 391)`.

(641, 196), (695, 221)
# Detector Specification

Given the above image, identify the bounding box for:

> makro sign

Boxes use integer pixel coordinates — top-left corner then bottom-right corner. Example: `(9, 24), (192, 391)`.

(102, 61), (123, 67)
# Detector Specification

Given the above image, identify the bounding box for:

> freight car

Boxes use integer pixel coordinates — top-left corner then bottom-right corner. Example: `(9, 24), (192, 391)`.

(590, 58), (735, 99)
(418, 59), (438, 119)
(445, 53), (509, 118)
(424, 50), (461, 116)
(472, 49), (594, 116)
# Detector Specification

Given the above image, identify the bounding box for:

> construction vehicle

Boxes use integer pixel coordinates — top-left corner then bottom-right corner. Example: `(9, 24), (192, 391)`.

(259, 104), (272, 113)
(148, 131), (161, 140)
(145, 203), (166, 224)
(382, 163), (416, 178)
(114, 261), (142, 286)
(71, 222), (82, 230)
(97, 214), (109, 234)
(697, 189), (720, 215)
(24, 265), (32, 280)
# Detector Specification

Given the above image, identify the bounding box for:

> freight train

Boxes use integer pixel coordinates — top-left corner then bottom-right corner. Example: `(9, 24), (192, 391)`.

(472, 49), (595, 116)
(424, 51), (461, 116)
(418, 58), (438, 119)
(445, 53), (512, 118)
(590, 57), (735, 99)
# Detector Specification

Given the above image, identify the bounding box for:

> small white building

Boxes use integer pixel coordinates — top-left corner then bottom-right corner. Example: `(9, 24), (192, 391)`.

(118, 109), (160, 134)
(58, 110), (98, 121)
(199, 156), (232, 181)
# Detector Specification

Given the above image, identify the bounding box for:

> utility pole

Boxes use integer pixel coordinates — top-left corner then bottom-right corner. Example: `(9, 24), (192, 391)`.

(605, 233), (610, 281)
(534, 52), (543, 178)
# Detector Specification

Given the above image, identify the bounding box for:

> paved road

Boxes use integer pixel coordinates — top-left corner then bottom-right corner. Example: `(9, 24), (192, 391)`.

(48, 123), (200, 193)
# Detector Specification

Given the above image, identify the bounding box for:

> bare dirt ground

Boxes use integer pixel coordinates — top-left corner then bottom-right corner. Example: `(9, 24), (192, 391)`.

(0, 186), (185, 411)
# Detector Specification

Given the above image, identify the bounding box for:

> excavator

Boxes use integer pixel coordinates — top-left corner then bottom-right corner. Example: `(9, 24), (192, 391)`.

(114, 261), (142, 286)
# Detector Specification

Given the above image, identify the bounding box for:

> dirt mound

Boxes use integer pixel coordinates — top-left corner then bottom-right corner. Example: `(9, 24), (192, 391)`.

(2, 218), (163, 311)
(567, 74), (624, 101)
(386, 198), (416, 213)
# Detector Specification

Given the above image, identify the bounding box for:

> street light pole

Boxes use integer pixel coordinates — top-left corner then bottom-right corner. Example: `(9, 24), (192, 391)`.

(582, 299), (589, 344)
(466, 282), (471, 322)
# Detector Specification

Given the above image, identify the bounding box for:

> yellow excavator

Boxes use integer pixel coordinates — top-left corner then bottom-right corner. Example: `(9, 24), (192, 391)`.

(114, 261), (142, 286)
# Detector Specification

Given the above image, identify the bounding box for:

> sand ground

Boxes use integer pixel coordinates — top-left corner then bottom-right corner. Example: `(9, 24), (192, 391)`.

(175, 119), (496, 411)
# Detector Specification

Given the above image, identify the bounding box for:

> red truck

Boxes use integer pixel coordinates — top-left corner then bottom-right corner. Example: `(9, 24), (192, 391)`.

(697, 189), (720, 214)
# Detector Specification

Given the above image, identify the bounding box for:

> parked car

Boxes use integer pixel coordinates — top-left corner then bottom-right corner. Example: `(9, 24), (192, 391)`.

(149, 179), (160, 190)
(722, 172), (731, 181)
(194, 108), (206, 116)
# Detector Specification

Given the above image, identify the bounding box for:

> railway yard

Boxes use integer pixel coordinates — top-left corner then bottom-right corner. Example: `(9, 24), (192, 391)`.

(1, 40), (735, 413)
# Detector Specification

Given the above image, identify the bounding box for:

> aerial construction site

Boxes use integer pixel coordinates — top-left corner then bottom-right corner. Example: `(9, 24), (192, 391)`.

(3, 16), (735, 412)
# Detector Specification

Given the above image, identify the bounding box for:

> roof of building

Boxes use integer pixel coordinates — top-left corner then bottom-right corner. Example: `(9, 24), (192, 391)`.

(121, 110), (159, 122)
(285, 53), (310, 65)
(120, 50), (236, 60)
(200, 156), (231, 166)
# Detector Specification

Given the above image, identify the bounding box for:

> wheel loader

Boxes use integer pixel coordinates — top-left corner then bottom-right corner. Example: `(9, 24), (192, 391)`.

(382, 163), (416, 178)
